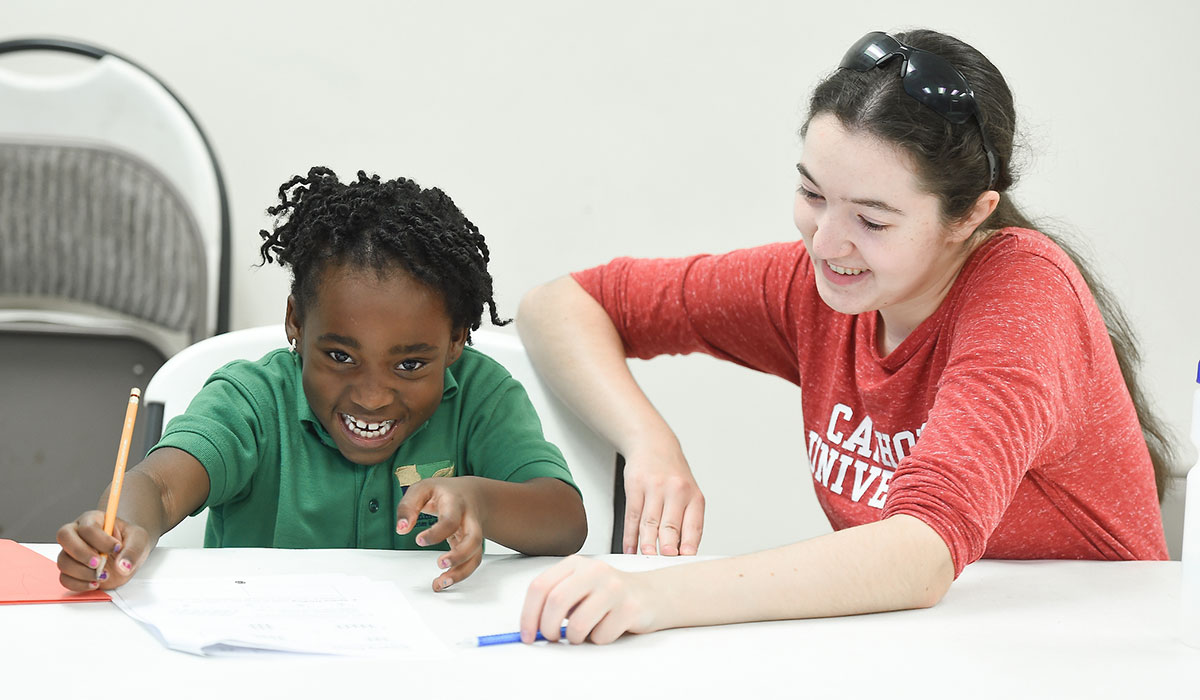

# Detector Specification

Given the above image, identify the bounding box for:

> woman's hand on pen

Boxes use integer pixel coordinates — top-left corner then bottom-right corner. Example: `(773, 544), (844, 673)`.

(519, 556), (659, 645)
(395, 478), (485, 592)
(55, 510), (151, 591)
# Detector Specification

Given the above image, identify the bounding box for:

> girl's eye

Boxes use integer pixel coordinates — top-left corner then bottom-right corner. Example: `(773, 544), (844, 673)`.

(858, 216), (888, 232)
(397, 359), (427, 373)
(328, 350), (352, 364)
(797, 184), (824, 201)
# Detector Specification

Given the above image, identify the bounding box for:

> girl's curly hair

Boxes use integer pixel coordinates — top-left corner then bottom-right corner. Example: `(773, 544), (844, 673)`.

(259, 166), (508, 338)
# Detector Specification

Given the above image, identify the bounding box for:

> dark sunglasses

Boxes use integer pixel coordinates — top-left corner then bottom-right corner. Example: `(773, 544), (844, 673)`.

(839, 31), (999, 189)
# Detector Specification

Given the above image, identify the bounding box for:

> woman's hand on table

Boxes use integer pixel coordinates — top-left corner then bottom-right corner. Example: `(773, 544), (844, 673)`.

(621, 445), (705, 556)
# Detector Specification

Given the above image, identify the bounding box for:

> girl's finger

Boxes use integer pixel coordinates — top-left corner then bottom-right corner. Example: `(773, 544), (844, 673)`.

(435, 546), (483, 591)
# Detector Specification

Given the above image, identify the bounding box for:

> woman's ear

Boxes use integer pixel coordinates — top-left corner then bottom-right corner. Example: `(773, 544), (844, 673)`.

(284, 295), (302, 352)
(446, 327), (468, 366)
(950, 189), (1001, 243)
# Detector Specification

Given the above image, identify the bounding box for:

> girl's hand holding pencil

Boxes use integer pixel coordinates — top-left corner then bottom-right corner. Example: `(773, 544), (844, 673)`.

(55, 510), (151, 591)
(55, 388), (148, 592)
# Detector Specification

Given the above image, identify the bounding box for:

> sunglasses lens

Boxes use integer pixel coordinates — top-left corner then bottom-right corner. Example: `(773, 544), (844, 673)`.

(838, 31), (901, 72)
(900, 51), (976, 124)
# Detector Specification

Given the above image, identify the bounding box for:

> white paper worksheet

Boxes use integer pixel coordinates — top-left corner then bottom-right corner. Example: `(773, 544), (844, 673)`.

(110, 573), (449, 657)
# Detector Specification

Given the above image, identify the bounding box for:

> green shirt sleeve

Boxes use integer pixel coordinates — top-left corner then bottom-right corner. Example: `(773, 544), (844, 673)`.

(460, 367), (579, 496)
(150, 362), (275, 512)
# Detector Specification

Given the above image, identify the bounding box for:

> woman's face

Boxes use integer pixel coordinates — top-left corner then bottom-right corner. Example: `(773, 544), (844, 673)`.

(286, 263), (465, 466)
(794, 113), (976, 349)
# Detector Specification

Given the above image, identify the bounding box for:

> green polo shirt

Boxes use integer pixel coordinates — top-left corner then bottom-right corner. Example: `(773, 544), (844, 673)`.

(152, 346), (577, 550)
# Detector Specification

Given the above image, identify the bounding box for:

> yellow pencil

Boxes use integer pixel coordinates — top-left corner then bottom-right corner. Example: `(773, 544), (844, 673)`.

(96, 388), (140, 576)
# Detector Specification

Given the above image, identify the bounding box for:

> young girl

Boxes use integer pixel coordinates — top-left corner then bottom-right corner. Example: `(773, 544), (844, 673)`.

(56, 167), (586, 593)
(516, 29), (1174, 644)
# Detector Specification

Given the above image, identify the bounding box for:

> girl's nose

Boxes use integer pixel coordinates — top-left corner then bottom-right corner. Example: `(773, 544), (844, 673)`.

(350, 370), (394, 413)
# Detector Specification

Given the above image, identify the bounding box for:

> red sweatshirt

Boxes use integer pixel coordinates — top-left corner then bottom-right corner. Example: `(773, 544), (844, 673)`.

(574, 228), (1167, 575)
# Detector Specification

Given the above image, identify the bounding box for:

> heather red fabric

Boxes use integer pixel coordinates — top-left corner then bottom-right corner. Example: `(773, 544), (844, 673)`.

(573, 228), (1167, 575)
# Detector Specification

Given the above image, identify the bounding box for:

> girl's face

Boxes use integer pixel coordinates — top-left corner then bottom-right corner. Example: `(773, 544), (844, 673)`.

(285, 263), (465, 466)
(793, 114), (980, 352)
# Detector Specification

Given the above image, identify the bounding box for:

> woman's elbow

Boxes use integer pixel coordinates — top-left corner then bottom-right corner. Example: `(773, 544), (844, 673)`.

(912, 569), (953, 609)
(517, 277), (566, 334)
(886, 513), (955, 609)
(909, 547), (955, 609)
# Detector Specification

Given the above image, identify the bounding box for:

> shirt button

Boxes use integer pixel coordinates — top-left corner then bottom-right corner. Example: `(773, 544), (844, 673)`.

(367, 499), (380, 513)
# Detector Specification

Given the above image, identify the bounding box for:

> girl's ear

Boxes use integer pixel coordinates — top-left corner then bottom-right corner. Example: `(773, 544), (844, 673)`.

(284, 295), (302, 350)
(950, 189), (1001, 243)
(446, 327), (468, 366)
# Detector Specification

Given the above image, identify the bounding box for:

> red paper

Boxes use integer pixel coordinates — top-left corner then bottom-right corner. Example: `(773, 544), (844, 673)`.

(0, 539), (111, 604)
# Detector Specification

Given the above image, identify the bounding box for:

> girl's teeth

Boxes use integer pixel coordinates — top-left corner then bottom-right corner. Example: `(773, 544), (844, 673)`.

(342, 414), (395, 439)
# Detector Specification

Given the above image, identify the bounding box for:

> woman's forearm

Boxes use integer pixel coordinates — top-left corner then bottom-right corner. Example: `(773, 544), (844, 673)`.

(517, 276), (681, 457)
(642, 514), (955, 630)
(518, 275), (708, 556)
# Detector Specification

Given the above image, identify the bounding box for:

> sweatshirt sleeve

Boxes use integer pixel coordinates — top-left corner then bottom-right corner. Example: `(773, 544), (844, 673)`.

(571, 241), (810, 383)
(881, 247), (1093, 576)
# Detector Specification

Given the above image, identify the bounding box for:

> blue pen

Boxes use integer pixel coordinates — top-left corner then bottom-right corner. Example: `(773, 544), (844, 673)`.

(472, 626), (568, 646)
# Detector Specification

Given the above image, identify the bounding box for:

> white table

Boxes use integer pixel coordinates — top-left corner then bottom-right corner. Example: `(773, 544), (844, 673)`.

(3, 545), (1197, 699)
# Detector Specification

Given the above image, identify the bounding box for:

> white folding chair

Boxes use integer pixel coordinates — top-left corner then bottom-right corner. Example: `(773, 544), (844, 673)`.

(144, 325), (625, 554)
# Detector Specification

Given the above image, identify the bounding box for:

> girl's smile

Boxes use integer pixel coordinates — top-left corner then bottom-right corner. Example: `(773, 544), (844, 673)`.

(339, 413), (398, 442)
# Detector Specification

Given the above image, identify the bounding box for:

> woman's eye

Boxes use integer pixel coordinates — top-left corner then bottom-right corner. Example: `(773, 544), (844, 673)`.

(328, 350), (352, 364)
(797, 184), (824, 201)
(397, 359), (427, 372)
(858, 216), (888, 232)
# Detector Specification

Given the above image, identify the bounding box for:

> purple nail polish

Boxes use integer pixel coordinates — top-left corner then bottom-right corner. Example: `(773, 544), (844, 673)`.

(98, 571), (108, 581)
(112, 543), (122, 554)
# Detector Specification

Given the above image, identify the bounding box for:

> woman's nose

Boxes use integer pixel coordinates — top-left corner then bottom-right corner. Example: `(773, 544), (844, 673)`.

(810, 218), (852, 260)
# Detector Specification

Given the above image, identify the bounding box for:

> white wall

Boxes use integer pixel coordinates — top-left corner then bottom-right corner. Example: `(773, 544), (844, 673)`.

(6, 0), (1198, 556)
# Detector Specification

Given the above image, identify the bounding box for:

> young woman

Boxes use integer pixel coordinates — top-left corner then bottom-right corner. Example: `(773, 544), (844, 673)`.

(516, 29), (1173, 644)
(56, 167), (586, 593)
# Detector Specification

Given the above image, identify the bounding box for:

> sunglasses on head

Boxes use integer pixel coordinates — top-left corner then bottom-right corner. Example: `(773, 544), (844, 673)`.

(839, 31), (999, 189)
